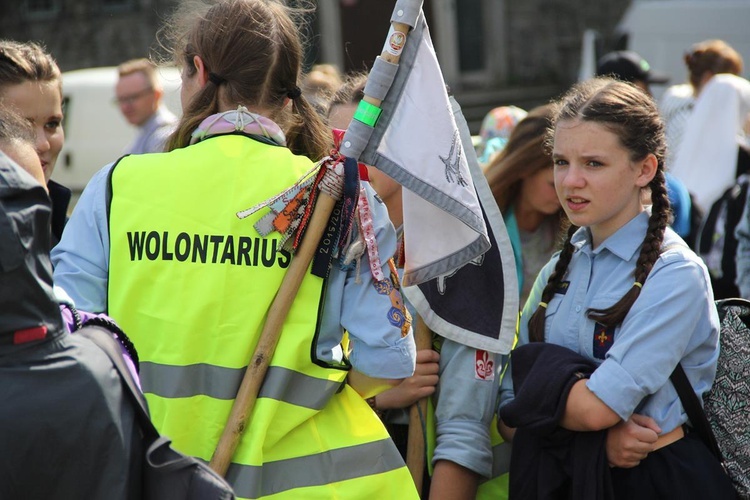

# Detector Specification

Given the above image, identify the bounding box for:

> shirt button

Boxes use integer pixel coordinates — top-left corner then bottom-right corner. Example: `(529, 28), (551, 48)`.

(575, 305), (582, 312)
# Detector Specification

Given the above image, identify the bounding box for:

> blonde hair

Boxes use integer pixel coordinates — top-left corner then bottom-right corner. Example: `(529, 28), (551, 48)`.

(117, 58), (160, 90)
(0, 107), (35, 146)
(485, 104), (556, 212)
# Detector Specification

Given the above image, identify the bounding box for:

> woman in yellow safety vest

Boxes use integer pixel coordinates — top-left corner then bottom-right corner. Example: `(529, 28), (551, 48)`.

(51, 1), (418, 498)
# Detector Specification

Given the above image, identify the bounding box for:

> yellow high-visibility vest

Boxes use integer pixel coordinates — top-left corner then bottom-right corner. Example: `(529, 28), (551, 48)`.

(476, 416), (511, 500)
(108, 134), (417, 499)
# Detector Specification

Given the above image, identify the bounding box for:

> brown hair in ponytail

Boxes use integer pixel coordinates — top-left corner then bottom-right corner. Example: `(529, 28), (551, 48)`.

(528, 78), (669, 341)
(161, 0), (331, 160)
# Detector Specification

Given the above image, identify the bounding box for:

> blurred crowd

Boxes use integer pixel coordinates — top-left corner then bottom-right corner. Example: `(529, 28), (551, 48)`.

(0, 0), (748, 497)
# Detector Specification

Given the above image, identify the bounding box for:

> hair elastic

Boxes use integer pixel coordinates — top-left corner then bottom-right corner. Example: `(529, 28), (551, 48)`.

(539, 302), (548, 309)
(208, 72), (225, 86)
(286, 85), (302, 100)
(633, 282), (643, 289)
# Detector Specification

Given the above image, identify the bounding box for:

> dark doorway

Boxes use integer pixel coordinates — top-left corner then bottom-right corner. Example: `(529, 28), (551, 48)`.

(339, 0), (435, 73)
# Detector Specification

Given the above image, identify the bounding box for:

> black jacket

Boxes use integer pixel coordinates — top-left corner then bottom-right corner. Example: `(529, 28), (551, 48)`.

(0, 157), (142, 499)
(499, 342), (614, 500)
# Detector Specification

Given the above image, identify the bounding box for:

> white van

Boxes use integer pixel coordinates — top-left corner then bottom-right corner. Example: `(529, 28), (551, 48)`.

(53, 66), (182, 192)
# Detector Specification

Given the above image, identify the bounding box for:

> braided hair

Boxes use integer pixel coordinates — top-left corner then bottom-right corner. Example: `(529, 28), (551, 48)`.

(0, 40), (60, 91)
(528, 78), (669, 342)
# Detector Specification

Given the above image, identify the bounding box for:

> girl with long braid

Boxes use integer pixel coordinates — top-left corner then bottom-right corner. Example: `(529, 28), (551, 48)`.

(497, 78), (734, 498)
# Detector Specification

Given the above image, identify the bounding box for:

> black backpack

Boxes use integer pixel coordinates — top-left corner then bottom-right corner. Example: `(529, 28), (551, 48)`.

(696, 174), (750, 300)
(682, 191), (704, 250)
(78, 324), (236, 500)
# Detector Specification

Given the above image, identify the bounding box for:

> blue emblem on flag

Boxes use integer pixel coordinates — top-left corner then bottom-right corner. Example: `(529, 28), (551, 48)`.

(593, 322), (616, 359)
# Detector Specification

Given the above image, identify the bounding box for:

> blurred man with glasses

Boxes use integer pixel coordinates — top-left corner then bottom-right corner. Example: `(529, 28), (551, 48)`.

(115, 58), (177, 155)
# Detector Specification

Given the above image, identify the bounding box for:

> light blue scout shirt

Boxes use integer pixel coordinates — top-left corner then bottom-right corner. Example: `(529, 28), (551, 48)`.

(374, 226), (500, 478)
(499, 210), (720, 434)
(124, 105), (178, 155)
(51, 161), (416, 380)
(432, 338), (501, 478)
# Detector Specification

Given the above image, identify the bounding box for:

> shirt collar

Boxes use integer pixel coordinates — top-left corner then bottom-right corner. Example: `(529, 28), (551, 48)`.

(571, 210), (650, 261)
(190, 107), (286, 147)
(139, 109), (159, 131)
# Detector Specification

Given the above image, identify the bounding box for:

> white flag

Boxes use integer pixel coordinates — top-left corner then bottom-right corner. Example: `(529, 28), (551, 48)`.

(345, 9), (518, 353)
(357, 14), (489, 287)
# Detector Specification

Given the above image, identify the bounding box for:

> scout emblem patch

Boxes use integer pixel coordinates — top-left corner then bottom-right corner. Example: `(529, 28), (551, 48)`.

(593, 322), (616, 359)
(372, 261), (411, 338)
(475, 349), (495, 381)
(554, 280), (570, 295)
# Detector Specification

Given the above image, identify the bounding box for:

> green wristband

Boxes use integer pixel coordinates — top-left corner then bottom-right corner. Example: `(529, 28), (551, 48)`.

(353, 100), (382, 127)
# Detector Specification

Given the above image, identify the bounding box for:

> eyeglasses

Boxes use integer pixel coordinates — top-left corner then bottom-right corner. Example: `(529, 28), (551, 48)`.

(113, 87), (154, 105)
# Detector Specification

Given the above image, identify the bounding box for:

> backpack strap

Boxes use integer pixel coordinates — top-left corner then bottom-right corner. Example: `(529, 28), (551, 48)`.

(77, 324), (160, 442)
(82, 316), (140, 372)
(716, 297), (750, 323)
(78, 327), (238, 498)
(669, 364), (723, 461)
(661, 247), (725, 461)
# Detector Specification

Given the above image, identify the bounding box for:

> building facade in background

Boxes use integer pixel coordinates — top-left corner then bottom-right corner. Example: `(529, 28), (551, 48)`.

(0, 0), (177, 69)
(0, 0), (629, 130)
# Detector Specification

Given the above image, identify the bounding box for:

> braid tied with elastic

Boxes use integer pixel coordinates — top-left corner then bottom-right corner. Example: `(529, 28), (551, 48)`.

(588, 168), (670, 326)
(528, 224), (578, 342)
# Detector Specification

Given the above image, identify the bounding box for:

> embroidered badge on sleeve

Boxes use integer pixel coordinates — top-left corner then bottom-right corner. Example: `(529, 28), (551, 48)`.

(475, 349), (495, 381)
(372, 259), (412, 338)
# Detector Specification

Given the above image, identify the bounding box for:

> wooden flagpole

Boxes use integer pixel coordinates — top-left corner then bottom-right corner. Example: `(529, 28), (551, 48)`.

(209, 192), (337, 475)
(406, 317), (433, 495)
(348, 18), (433, 490)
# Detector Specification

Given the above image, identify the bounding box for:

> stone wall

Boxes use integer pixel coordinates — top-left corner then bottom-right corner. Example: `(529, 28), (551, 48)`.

(0, 0), (178, 71)
(0, 0), (630, 84)
(504, 0), (630, 85)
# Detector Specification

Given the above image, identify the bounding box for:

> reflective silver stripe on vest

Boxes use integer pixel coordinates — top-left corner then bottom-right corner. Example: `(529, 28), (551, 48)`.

(140, 362), (343, 410)
(227, 438), (405, 498)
